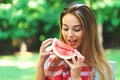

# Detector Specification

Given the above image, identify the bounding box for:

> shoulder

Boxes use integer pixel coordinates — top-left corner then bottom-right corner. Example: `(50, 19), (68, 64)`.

(94, 67), (100, 80)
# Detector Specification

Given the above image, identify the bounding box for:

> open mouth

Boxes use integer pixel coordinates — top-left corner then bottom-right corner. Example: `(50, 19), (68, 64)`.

(69, 40), (77, 44)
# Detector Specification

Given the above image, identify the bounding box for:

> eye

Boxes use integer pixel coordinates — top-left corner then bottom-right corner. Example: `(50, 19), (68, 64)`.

(74, 25), (82, 32)
(63, 28), (69, 31)
(74, 28), (82, 32)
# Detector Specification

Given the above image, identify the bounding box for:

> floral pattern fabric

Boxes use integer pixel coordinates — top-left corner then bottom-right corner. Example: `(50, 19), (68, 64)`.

(44, 54), (94, 80)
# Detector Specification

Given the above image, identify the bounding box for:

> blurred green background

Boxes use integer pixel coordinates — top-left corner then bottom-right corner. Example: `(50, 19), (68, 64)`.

(0, 0), (120, 80)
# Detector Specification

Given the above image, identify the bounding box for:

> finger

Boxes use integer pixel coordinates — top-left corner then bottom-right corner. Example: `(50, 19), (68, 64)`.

(75, 49), (82, 56)
(40, 38), (53, 51)
(75, 49), (85, 62)
(43, 52), (50, 56)
(45, 45), (53, 52)
(42, 38), (53, 45)
(76, 52), (85, 62)
(64, 59), (72, 68)
(49, 51), (54, 54)
(68, 51), (76, 64)
(72, 56), (77, 64)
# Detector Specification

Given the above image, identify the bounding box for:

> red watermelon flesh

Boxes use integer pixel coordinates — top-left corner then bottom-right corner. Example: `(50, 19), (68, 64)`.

(52, 38), (76, 59)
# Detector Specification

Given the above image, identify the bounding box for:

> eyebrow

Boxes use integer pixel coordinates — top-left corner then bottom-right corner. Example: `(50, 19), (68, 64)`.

(63, 24), (68, 27)
(63, 24), (82, 27)
(74, 25), (82, 27)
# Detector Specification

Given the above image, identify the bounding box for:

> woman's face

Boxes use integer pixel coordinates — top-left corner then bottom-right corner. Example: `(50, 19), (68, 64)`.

(62, 13), (83, 49)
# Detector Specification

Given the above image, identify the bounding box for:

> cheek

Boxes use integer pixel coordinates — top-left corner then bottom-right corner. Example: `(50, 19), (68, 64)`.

(79, 32), (83, 38)
(62, 30), (66, 38)
(77, 31), (83, 41)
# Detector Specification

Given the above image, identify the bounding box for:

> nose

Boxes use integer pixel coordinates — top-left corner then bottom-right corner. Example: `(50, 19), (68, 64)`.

(67, 29), (74, 37)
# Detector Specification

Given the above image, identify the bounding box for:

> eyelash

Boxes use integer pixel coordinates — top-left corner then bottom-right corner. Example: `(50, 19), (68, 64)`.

(63, 28), (81, 32)
(63, 28), (68, 31)
(74, 29), (81, 32)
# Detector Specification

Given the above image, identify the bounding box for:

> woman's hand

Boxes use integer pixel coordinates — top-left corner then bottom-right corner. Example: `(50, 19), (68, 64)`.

(37, 38), (54, 67)
(64, 49), (85, 80)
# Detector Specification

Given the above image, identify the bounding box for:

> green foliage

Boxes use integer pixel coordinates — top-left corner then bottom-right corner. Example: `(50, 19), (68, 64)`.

(0, 0), (68, 53)
(0, 0), (120, 53)
(91, 0), (120, 48)
(0, 0), (67, 41)
(91, 0), (120, 31)
(1, 0), (119, 40)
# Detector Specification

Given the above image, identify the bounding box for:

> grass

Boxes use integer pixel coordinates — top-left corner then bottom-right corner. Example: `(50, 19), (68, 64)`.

(105, 49), (120, 80)
(0, 49), (120, 80)
(0, 52), (37, 80)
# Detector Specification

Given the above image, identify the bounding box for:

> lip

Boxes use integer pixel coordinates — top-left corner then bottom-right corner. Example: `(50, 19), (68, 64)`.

(67, 40), (77, 45)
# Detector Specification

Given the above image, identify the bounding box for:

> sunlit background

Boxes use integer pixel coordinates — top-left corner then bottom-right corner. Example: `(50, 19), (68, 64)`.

(0, 0), (120, 80)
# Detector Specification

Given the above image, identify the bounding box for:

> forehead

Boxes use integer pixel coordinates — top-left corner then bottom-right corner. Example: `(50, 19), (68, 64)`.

(62, 13), (81, 26)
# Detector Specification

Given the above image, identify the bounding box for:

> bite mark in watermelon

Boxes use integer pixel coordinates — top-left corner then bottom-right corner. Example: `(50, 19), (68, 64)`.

(52, 38), (76, 59)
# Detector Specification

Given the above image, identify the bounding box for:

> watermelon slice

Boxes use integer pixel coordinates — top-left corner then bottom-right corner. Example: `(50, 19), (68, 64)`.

(52, 38), (76, 59)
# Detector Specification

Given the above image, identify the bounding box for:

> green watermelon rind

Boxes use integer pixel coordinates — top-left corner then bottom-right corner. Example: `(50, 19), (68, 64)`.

(52, 38), (77, 59)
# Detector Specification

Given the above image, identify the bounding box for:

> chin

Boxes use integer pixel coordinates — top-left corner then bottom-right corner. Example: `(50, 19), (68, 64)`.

(71, 45), (78, 49)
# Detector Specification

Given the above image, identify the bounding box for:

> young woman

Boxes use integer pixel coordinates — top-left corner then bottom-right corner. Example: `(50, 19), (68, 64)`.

(36, 2), (113, 80)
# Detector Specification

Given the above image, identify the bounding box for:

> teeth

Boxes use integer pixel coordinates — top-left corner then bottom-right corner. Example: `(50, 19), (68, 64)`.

(69, 40), (76, 44)
(70, 41), (75, 42)
(69, 40), (76, 42)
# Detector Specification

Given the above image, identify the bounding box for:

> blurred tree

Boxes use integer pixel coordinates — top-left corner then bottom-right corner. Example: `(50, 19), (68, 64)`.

(0, 0), (120, 54)
(91, 0), (120, 48)
(0, 0), (67, 54)
(0, 0), (39, 53)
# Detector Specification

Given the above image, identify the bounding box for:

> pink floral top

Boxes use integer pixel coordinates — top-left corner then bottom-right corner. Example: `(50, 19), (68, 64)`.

(44, 54), (94, 80)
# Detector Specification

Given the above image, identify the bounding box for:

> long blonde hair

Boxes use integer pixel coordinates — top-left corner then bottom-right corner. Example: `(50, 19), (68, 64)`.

(53, 2), (112, 80)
